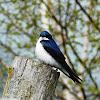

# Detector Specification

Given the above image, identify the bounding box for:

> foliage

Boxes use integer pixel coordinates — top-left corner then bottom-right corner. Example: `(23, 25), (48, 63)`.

(0, 0), (100, 99)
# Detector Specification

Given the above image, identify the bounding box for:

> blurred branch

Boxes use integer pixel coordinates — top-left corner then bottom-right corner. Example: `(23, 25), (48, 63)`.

(81, 87), (87, 99)
(75, 0), (100, 32)
(87, 93), (100, 98)
(0, 1), (11, 3)
(67, 41), (83, 46)
(89, 50), (99, 69)
(65, 52), (76, 71)
(66, 2), (77, 27)
(58, 0), (61, 23)
(59, 81), (82, 100)
(65, 28), (99, 89)
(90, 38), (100, 42)
(41, 0), (65, 30)
(0, 5), (33, 38)
(65, 0), (70, 26)
(66, 32), (84, 64)
(0, 58), (8, 70)
(0, 41), (18, 56)
(6, 13), (33, 38)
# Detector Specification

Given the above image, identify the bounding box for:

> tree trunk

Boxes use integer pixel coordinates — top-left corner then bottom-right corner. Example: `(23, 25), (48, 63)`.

(3, 56), (60, 100)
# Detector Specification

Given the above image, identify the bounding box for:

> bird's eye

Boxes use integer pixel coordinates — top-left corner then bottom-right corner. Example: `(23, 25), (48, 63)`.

(45, 35), (51, 39)
(45, 35), (49, 38)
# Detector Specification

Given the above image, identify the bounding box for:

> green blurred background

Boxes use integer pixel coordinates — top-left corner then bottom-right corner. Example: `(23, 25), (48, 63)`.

(0, 0), (100, 100)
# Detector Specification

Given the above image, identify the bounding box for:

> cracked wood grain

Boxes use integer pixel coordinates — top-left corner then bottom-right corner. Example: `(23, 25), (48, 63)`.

(3, 56), (60, 100)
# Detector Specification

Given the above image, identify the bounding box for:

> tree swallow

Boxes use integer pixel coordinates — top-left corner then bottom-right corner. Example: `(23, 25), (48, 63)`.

(35, 31), (82, 83)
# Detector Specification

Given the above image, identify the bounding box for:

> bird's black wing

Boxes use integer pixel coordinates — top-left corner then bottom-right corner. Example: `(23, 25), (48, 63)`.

(41, 40), (82, 83)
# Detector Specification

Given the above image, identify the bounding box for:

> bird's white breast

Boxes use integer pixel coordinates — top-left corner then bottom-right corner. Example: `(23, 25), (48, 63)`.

(35, 37), (60, 67)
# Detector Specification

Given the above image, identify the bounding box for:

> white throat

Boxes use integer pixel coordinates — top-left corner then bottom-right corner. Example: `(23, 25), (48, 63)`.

(35, 36), (61, 69)
(38, 37), (49, 42)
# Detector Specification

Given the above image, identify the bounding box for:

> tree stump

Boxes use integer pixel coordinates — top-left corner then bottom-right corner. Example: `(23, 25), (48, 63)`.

(2, 56), (60, 100)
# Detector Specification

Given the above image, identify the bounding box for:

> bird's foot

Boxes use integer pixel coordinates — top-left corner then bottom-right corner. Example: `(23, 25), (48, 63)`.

(56, 68), (58, 71)
(43, 62), (50, 67)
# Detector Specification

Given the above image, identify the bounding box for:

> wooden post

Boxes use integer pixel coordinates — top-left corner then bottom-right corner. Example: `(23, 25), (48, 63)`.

(2, 56), (60, 100)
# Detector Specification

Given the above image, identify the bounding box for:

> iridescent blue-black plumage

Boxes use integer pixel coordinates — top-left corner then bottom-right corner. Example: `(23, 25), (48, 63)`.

(36, 31), (82, 83)
(40, 31), (52, 40)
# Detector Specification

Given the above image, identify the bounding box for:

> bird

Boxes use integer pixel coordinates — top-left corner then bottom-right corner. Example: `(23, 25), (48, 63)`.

(35, 31), (82, 83)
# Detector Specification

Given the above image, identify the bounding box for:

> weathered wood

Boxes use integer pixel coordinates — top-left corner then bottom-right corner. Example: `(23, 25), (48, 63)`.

(3, 56), (60, 100)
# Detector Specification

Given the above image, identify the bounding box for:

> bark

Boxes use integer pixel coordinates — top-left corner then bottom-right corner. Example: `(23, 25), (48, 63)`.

(3, 56), (60, 100)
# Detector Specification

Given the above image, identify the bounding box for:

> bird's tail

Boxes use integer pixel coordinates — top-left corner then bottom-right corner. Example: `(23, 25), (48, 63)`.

(61, 68), (82, 84)
(60, 63), (82, 84)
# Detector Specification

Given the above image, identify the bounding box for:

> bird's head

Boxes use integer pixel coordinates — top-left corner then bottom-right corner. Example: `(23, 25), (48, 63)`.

(39, 31), (53, 40)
